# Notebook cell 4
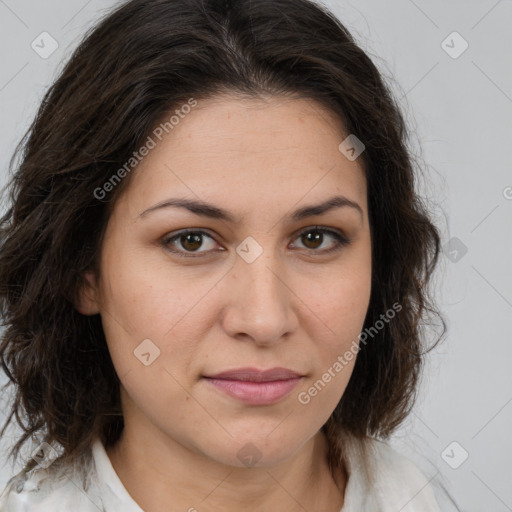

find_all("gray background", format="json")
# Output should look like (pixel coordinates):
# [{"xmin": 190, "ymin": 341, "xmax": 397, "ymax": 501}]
[{"xmin": 0, "ymin": 1, "xmax": 511, "ymax": 510}]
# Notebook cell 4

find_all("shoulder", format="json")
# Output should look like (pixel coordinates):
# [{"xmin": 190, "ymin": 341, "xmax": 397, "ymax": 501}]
[
  {"xmin": 365, "ymin": 437, "xmax": 441, "ymax": 511},
  {"xmin": 0, "ymin": 452, "xmax": 102, "ymax": 512},
  {"xmin": 340, "ymin": 434, "xmax": 441, "ymax": 512}
]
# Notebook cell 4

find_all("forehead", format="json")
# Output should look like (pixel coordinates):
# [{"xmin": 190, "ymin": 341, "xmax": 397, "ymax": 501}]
[
  {"xmin": 158, "ymin": 93, "xmax": 352, "ymax": 159},
  {"xmin": 118, "ymin": 94, "xmax": 368, "ymax": 219}
]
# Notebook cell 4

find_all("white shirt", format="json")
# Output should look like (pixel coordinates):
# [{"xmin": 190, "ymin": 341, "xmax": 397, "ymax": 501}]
[{"xmin": 0, "ymin": 435, "xmax": 441, "ymax": 511}]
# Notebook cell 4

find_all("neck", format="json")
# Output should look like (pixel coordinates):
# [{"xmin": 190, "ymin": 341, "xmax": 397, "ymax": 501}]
[{"xmin": 106, "ymin": 425, "xmax": 346, "ymax": 512}]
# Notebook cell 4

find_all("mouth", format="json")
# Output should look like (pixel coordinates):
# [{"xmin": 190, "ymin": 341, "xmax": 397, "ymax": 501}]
[{"xmin": 202, "ymin": 367, "xmax": 304, "ymax": 405}]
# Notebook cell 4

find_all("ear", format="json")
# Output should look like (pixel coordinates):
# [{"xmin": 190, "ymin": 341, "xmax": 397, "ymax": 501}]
[{"xmin": 75, "ymin": 270, "xmax": 100, "ymax": 315}]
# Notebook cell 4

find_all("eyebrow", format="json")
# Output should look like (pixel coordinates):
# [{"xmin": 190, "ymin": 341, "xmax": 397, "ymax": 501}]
[{"xmin": 139, "ymin": 194, "xmax": 363, "ymax": 223}]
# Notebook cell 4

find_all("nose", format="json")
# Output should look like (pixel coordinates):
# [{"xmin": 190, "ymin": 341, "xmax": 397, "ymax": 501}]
[{"xmin": 220, "ymin": 249, "xmax": 299, "ymax": 346}]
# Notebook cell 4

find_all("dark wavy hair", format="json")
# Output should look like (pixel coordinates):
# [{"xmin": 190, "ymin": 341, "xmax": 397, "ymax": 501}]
[{"xmin": 0, "ymin": 0, "xmax": 446, "ymax": 480}]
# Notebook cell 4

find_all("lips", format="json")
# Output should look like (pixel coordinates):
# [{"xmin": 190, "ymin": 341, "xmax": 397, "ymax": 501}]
[
  {"xmin": 203, "ymin": 367, "xmax": 304, "ymax": 405},
  {"xmin": 205, "ymin": 367, "xmax": 303, "ymax": 382}
]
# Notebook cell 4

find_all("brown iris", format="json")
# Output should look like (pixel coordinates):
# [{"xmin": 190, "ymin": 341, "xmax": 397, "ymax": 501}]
[
  {"xmin": 301, "ymin": 230, "xmax": 323, "ymax": 249},
  {"xmin": 180, "ymin": 233, "xmax": 203, "ymax": 251}
]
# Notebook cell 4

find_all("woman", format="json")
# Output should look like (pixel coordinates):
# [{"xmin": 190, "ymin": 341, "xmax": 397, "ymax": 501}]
[{"xmin": 0, "ymin": 0, "xmax": 455, "ymax": 510}]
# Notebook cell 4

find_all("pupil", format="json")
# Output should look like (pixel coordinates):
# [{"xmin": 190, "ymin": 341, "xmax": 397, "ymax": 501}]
[
  {"xmin": 303, "ymin": 231, "xmax": 322, "ymax": 249},
  {"xmin": 179, "ymin": 231, "xmax": 324, "ymax": 252},
  {"xmin": 182, "ymin": 233, "xmax": 202, "ymax": 251}
]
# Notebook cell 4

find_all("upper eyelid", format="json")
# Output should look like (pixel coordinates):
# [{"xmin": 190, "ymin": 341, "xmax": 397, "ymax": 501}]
[{"xmin": 163, "ymin": 226, "xmax": 346, "ymax": 251}]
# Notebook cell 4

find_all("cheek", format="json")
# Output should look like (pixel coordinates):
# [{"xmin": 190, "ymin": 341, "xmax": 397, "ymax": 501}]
[
  {"xmin": 304, "ymin": 266, "xmax": 372, "ymax": 342},
  {"xmin": 295, "ymin": 264, "xmax": 371, "ymax": 403},
  {"xmin": 98, "ymin": 238, "xmax": 220, "ymax": 341},
  {"xmin": 96, "ymin": 248, "xmax": 208, "ymax": 390}
]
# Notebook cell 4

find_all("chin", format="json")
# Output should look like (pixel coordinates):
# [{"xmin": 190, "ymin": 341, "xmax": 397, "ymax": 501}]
[{"xmin": 201, "ymin": 431, "xmax": 308, "ymax": 469}]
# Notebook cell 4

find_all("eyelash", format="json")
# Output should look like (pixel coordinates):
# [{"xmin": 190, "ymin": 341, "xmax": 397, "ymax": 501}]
[{"xmin": 160, "ymin": 226, "xmax": 351, "ymax": 258}]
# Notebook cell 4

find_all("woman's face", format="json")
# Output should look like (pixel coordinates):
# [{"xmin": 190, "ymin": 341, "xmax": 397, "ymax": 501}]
[{"xmin": 81, "ymin": 94, "xmax": 372, "ymax": 468}]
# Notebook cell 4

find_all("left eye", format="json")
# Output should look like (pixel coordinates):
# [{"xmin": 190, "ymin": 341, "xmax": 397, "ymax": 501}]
[
  {"xmin": 291, "ymin": 227, "xmax": 350, "ymax": 253},
  {"xmin": 161, "ymin": 227, "xmax": 350, "ymax": 257},
  {"xmin": 163, "ymin": 230, "xmax": 219, "ymax": 255}
]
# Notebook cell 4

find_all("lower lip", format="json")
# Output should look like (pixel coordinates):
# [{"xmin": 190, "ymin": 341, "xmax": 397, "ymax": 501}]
[{"xmin": 204, "ymin": 377, "xmax": 302, "ymax": 405}]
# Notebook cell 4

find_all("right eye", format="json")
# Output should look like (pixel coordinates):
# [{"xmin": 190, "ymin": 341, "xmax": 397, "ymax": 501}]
[{"xmin": 161, "ymin": 229, "xmax": 222, "ymax": 257}]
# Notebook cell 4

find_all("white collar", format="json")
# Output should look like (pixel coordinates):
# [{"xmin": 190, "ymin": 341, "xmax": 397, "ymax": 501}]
[
  {"xmin": 91, "ymin": 437, "xmax": 144, "ymax": 511},
  {"xmin": 89, "ymin": 435, "xmax": 439, "ymax": 512}
]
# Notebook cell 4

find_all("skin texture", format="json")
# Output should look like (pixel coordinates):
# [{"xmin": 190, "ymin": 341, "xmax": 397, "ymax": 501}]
[{"xmin": 78, "ymin": 94, "xmax": 372, "ymax": 512}]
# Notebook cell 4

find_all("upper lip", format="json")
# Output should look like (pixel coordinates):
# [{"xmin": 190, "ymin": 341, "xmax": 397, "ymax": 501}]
[{"xmin": 204, "ymin": 367, "xmax": 303, "ymax": 382}]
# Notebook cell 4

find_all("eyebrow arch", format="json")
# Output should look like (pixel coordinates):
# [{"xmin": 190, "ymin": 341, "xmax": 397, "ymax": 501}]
[{"xmin": 139, "ymin": 194, "xmax": 363, "ymax": 223}]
